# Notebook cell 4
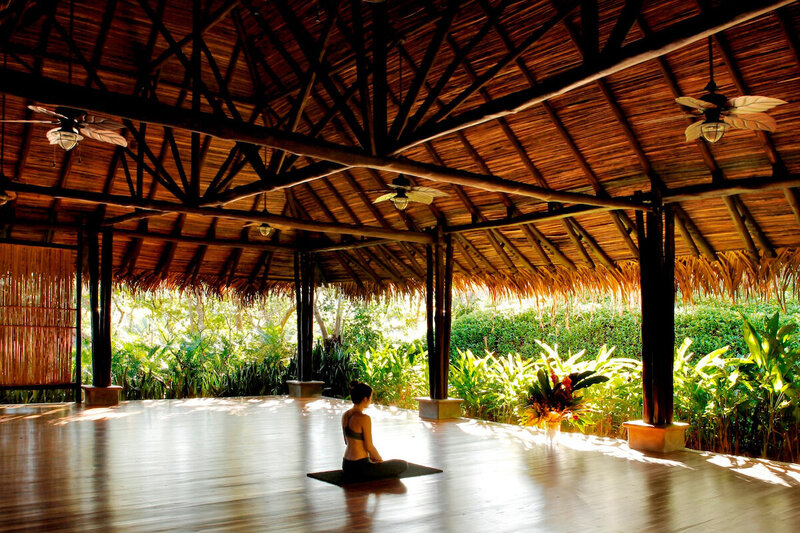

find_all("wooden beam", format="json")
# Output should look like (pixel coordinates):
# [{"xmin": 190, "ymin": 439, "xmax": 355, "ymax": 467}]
[
  {"xmin": 113, "ymin": 228, "xmax": 293, "ymax": 253},
  {"xmin": 400, "ymin": 0, "xmax": 796, "ymax": 151},
  {"xmin": 149, "ymin": 0, "xmax": 240, "ymax": 71},
  {"xmin": 422, "ymin": 0, "xmax": 579, "ymax": 128},
  {"xmin": 673, "ymin": 205, "xmax": 716, "ymax": 260},
  {"xmin": 674, "ymin": 209, "xmax": 700, "ymax": 257},
  {"xmin": 568, "ymin": 218, "xmax": 615, "ymax": 269},
  {"xmin": 401, "ymin": 0, "xmax": 509, "ymax": 138},
  {"xmin": 563, "ymin": 218, "xmax": 594, "ymax": 267},
  {"xmin": 310, "ymin": 238, "xmax": 394, "ymax": 253},
  {"xmin": 723, "ymin": 196, "xmax": 759, "ymax": 260},
  {"xmin": 602, "ymin": 0, "xmax": 645, "ymax": 54},
  {"xmin": 0, "ymin": 67, "xmax": 644, "ymax": 212},
  {"xmin": 268, "ymin": 3, "xmax": 338, "ymax": 172},
  {"xmin": 447, "ymin": 203, "xmax": 616, "ymax": 233},
  {"xmin": 388, "ymin": 0, "xmax": 458, "ymax": 143},
  {"xmin": 732, "ymin": 196, "xmax": 775, "ymax": 258},
  {"xmin": 663, "ymin": 173, "xmax": 800, "ymax": 203},
  {"xmin": 525, "ymin": 223, "xmax": 576, "ymax": 270},
  {"xmin": 580, "ymin": 0, "xmax": 599, "ymax": 63},
  {"xmin": 4, "ymin": 181, "xmax": 434, "ymax": 244},
  {"xmin": 371, "ymin": 0, "xmax": 388, "ymax": 153},
  {"xmin": 261, "ymin": 0, "xmax": 369, "ymax": 148}
]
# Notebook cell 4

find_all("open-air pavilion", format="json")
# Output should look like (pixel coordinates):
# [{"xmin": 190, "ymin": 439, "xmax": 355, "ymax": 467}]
[{"xmin": 1, "ymin": 0, "xmax": 800, "ymax": 529}]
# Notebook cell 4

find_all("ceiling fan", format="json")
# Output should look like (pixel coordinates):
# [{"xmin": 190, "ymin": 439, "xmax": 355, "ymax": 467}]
[
  {"xmin": 373, "ymin": 175, "xmax": 448, "ymax": 210},
  {"xmin": 243, "ymin": 193, "xmax": 275, "ymax": 238},
  {"xmin": 0, "ymin": 105, "xmax": 127, "ymax": 151},
  {"xmin": 675, "ymin": 37, "xmax": 786, "ymax": 143}
]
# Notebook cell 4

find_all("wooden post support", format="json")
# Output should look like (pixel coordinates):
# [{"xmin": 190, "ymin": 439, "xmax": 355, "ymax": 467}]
[
  {"xmin": 83, "ymin": 226, "xmax": 121, "ymax": 407},
  {"xmin": 87, "ymin": 228, "xmax": 101, "ymax": 384},
  {"xmin": 418, "ymin": 227, "xmax": 462, "ymax": 419},
  {"xmin": 288, "ymin": 250, "xmax": 323, "ymax": 398},
  {"xmin": 74, "ymin": 229, "xmax": 83, "ymax": 403},
  {"xmin": 625, "ymin": 205, "xmax": 685, "ymax": 452}
]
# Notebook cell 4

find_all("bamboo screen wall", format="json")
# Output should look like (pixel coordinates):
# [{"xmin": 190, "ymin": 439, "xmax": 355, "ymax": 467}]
[{"xmin": 0, "ymin": 244, "xmax": 76, "ymax": 386}]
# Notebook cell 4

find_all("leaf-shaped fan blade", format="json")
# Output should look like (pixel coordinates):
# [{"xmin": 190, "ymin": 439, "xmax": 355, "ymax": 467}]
[
  {"xmin": 411, "ymin": 186, "xmax": 449, "ymax": 197},
  {"xmin": 79, "ymin": 127, "xmax": 128, "ymax": 147},
  {"xmin": 80, "ymin": 115, "xmax": 125, "ymax": 130},
  {"xmin": 373, "ymin": 192, "xmax": 396, "ymax": 204},
  {"xmin": 46, "ymin": 128, "xmax": 84, "ymax": 145},
  {"xmin": 727, "ymin": 95, "xmax": 786, "ymax": 115},
  {"xmin": 684, "ymin": 120, "xmax": 704, "ymax": 142},
  {"xmin": 0, "ymin": 119, "xmax": 57, "ymax": 124},
  {"xmin": 27, "ymin": 105, "xmax": 69, "ymax": 120},
  {"xmin": 723, "ymin": 113, "xmax": 777, "ymax": 132},
  {"xmin": 675, "ymin": 96, "xmax": 716, "ymax": 110},
  {"xmin": 406, "ymin": 191, "xmax": 434, "ymax": 205}
]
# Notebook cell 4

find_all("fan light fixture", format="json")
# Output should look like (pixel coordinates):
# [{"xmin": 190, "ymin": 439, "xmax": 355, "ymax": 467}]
[
  {"xmin": 0, "ymin": 187, "xmax": 9, "ymax": 206},
  {"xmin": 258, "ymin": 223, "xmax": 274, "ymax": 238},
  {"xmin": 48, "ymin": 125, "xmax": 82, "ymax": 151},
  {"xmin": 390, "ymin": 190, "xmax": 409, "ymax": 210},
  {"xmin": 700, "ymin": 121, "xmax": 728, "ymax": 143}
]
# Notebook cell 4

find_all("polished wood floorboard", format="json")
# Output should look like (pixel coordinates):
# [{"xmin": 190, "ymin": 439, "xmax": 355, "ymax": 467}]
[{"xmin": 1, "ymin": 398, "xmax": 799, "ymax": 532}]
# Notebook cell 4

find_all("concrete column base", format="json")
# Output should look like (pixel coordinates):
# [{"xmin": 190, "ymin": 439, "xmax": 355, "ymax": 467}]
[
  {"xmin": 287, "ymin": 380, "xmax": 325, "ymax": 398},
  {"xmin": 416, "ymin": 397, "xmax": 463, "ymax": 420},
  {"xmin": 624, "ymin": 420, "xmax": 688, "ymax": 453},
  {"xmin": 82, "ymin": 385, "xmax": 122, "ymax": 408}
]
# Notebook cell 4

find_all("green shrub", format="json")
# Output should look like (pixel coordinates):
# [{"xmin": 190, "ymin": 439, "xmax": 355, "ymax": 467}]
[{"xmin": 353, "ymin": 341, "xmax": 427, "ymax": 409}]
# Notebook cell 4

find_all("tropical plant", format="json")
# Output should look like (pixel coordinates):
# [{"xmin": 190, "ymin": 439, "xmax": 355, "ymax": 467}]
[
  {"xmin": 449, "ymin": 349, "xmax": 499, "ymax": 420},
  {"xmin": 529, "ymin": 341, "xmax": 639, "ymax": 433},
  {"xmin": 353, "ymin": 341, "xmax": 427, "ymax": 408},
  {"xmin": 738, "ymin": 311, "xmax": 800, "ymax": 457},
  {"xmin": 313, "ymin": 341, "xmax": 358, "ymax": 398},
  {"xmin": 522, "ymin": 367, "xmax": 609, "ymax": 427},
  {"xmin": 673, "ymin": 339, "xmax": 747, "ymax": 454},
  {"xmin": 220, "ymin": 355, "xmax": 288, "ymax": 397}
]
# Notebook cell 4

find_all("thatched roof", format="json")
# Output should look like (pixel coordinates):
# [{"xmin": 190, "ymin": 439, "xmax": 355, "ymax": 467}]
[{"xmin": 0, "ymin": 0, "xmax": 799, "ymax": 299}]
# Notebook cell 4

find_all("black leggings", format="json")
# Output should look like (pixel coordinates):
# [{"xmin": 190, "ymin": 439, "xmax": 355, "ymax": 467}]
[{"xmin": 342, "ymin": 458, "xmax": 408, "ymax": 481}]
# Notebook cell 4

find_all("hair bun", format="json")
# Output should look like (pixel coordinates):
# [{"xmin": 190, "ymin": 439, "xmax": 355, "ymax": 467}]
[{"xmin": 349, "ymin": 380, "xmax": 359, "ymax": 389}]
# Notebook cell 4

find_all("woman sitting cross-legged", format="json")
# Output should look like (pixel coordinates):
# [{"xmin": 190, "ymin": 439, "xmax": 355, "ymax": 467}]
[{"xmin": 342, "ymin": 381, "xmax": 408, "ymax": 481}]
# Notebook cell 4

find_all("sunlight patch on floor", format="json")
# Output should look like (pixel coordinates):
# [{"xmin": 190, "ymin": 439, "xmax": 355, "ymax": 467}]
[
  {"xmin": 454, "ymin": 418, "xmax": 692, "ymax": 468},
  {"xmin": 700, "ymin": 452, "xmax": 800, "ymax": 487},
  {"xmin": 49, "ymin": 407, "xmax": 140, "ymax": 425}
]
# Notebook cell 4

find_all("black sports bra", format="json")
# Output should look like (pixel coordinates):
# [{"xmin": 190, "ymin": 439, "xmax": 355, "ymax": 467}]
[{"xmin": 342, "ymin": 413, "xmax": 364, "ymax": 441}]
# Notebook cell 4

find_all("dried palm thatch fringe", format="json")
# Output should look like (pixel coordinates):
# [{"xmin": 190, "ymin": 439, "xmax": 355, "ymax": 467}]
[
  {"xmin": 0, "ymin": 244, "xmax": 76, "ymax": 386},
  {"xmin": 114, "ymin": 248, "xmax": 800, "ymax": 307}
]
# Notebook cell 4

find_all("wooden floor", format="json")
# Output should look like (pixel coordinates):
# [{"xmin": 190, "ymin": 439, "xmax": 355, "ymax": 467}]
[{"xmin": 1, "ymin": 398, "xmax": 799, "ymax": 532}]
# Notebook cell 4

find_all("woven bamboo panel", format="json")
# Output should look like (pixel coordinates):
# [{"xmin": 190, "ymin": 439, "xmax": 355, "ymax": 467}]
[{"xmin": 0, "ymin": 244, "xmax": 76, "ymax": 386}]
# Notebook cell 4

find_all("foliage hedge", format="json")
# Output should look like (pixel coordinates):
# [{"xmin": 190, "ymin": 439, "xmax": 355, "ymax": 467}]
[{"xmin": 450, "ymin": 298, "xmax": 800, "ymax": 362}]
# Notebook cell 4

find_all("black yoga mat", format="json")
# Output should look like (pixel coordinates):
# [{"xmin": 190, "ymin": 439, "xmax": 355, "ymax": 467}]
[{"xmin": 307, "ymin": 463, "xmax": 443, "ymax": 487}]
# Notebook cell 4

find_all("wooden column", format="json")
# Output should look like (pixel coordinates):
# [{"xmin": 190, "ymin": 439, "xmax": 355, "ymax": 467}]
[
  {"xmin": 419, "ymin": 227, "xmax": 460, "ymax": 418},
  {"xmin": 97, "ymin": 228, "xmax": 113, "ymax": 388},
  {"xmin": 74, "ymin": 229, "xmax": 83, "ymax": 403},
  {"xmin": 636, "ymin": 206, "xmax": 674, "ymax": 425},
  {"xmin": 83, "ymin": 227, "xmax": 120, "ymax": 406},
  {"xmin": 625, "ymin": 206, "xmax": 686, "ymax": 451},
  {"xmin": 288, "ymin": 250, "xmax": 322, "ymax": 397},
  {"xmin": 86, "ymin": 228, "xmax": 102, "ymax": 385}
]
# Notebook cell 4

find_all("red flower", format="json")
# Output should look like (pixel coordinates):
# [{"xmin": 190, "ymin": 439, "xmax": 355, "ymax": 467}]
[
  {"xmin": 573, "ymin": 414, "xmax": 579, "ymax": 421},
  {"xmin": 550, "ymin": 371, "xmax": 558, "ymax": 385},
  {"xmin": 562, "ymin": 376, "xmax": 572, "ymax": 392}
]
